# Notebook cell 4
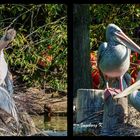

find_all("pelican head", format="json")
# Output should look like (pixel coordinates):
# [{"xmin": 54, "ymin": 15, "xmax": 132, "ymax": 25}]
[
  {"xmin": 3, "ymin": 29, "xmax": 16, "ymax": 42},
  {"xmin": 106, "ymin": 23, "xmax": 140, "ymax": 54}
]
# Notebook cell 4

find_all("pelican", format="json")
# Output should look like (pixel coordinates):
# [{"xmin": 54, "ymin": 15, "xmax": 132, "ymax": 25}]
[
  {"xmin": 98, "ymin": 24, "xmax": 140, "ymax": 100},
  {"xmin": 0, "ymin": 29, "xmax": 16, "ymax": 86},
  {"xmin": 0, "ymin": 29, "xmax": 18, "ymax": 124}
]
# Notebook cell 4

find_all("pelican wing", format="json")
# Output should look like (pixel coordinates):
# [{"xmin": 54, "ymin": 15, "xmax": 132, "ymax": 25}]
[
  {"xmin": 0, "ymin": 86, "xmax": 18, "ymax": 123},
  {"xmin": 97, "ymin": 42, "xmax": 108, "ymax": 88},
  {"xmin": 3, "ymin": 70, "xmax": 14, "ymax": 95},
  {"xmin": 97, "ymin": 42, "xmax": 108, "ymax": 63}
]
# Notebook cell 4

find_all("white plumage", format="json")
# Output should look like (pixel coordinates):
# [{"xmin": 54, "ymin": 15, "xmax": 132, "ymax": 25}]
[
  {"xmin": 0, "ymin": 86, "xmax": 18, "ymax": 123},
  {"xmin": 0, "ymin": 29, "xmax": 18, "ymax": 124},
  {"xmin": 0, "ymin": 50, "xmax": 8, "ymax": 85}
]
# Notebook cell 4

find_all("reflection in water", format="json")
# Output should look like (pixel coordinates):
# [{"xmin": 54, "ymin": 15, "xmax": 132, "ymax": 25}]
[{"xmin": 32, "ymin": 115, "xmax": 67, "ymax": 131}]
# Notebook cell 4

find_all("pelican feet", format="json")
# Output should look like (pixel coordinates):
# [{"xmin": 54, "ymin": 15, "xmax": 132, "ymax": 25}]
[{"xmin": 104, "ymin": 88, "xmax": 121, "ymax": 100}]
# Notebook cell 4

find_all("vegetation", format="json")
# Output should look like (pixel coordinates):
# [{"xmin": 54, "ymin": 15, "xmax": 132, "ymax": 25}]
[
  {"xmin": 89, "ymin": 4, "xmax": 140, "ymax": 49},
  {"xmin": 0, "ymin": 4, "xmax": 67, "ymax": 91},
  {"xmin": 89, "ymin": 4, "xmax": 140, "ymax": 88}
]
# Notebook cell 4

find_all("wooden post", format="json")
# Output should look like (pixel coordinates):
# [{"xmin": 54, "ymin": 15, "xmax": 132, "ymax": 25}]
[
  {"xmin": 76, "ymin": 89, "xmax": 104, "ymax": 124},
  {"xmin": 101, "ymin": 74, "xmax": 129, "ymax": 136},
  {"xmin": 101, "ymin": 96, "xmax": 128, "ymax": 136}
]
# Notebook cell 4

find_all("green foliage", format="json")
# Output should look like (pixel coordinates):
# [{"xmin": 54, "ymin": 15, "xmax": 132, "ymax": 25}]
[
  {"xmin": 0, "ymin": 4, "xmax": 67, "ymax": 91},
  {"xmin": 89, "ymin": 4, "xmax": 140, "ymax": 50}
]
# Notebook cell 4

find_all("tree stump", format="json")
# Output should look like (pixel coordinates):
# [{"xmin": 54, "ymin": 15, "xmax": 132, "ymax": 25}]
[
  {"xmin": 101, "ymin": 96, "xmax": 128, "ymax": 136},
  {"xmin": 101, "ymin": 74, "xmax": 130, "ymax": 136},
  {"xmin": 76, "ymin": 89, "xmax": 104, "ymax": 124}
]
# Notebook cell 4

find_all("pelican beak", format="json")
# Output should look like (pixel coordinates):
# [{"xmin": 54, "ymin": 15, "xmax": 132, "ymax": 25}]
[
  {"xmin": 115, "ymin": 31, "xmax": 140, "ymax": 54},
  {"xmin": 114, "ymin": 80, "xmax": 140, "ymax": 99}
]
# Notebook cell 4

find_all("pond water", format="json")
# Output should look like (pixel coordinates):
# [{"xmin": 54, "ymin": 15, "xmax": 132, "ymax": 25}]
[{"xmin": 31, "ymin": 115, "xmax": 67, "ymax": 131}]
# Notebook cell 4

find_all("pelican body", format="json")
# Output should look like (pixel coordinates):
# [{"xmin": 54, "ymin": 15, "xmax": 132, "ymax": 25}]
[
  {"xmin": 98, "ymin": 24, "xmax": 140, "ymax": 99},
  {"xmin": 0, "ymin": 29, "xmax": 16, "ymax": 87},
  {"xmin": 0, "ymin": 51, "xmax": 8, "ymax": 86},
  {"xmin": 0, "ymin": 29, "xmax": 18, "ymax": 124}
]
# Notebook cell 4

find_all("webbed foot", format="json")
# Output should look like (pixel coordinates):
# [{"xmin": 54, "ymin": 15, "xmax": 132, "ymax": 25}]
[{"xmin": 104, "ymin": 88, "xmax": 121, "ymax": 100}]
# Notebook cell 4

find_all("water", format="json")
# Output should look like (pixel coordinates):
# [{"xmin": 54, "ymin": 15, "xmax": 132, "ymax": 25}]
[{"xmin": 32, "ymin": 115, "xmax": 67, "ymax": 131}]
